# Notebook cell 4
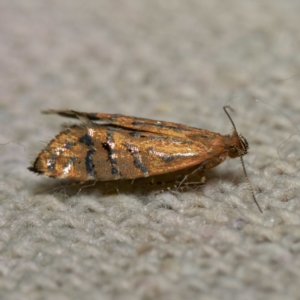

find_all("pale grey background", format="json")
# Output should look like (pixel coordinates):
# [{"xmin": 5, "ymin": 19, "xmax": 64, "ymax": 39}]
[{"xmin": 1, "ymin": 1, "xmax": 300, "ymax": 299}]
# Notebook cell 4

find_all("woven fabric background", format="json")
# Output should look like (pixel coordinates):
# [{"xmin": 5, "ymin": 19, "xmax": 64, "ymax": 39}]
[{"xmin": 1, "ymin": 1, "xmax": 300, "ymax": 299}]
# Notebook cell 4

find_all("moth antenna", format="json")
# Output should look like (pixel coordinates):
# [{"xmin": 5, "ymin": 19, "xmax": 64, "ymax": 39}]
[
  {"xmin": 223, "ymin": 106, "xmax": 263, "ymax": 214},
  {"xmin": 240, "ymin": 156, "xmax": 263, "ymax": 213},
  {"xmin": 223, "ymin": 106, "xmax": 237, "ymax": 132}
]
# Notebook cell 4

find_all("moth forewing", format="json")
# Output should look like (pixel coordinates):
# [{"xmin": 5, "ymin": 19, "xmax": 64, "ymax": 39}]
[
  {"xmin": 42, "ymin": 109, "xmax": 202, "ymax": 138},
  {"xmin": 29, "ymin": 106, "xmax": 262, "ymax": 213}
]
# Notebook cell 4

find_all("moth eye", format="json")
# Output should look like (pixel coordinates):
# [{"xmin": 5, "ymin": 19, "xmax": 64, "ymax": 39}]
[{"xmin": 228, "ymin": 146, "xmax": 239, "ymax": 158}]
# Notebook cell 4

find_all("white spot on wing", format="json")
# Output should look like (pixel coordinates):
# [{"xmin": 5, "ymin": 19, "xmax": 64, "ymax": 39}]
[
  {"xmin": 149, "ymin": 148, "xmax": 196, "ymax": 158},
  {"xmin": 88, "ymin": 128, "xmax": 95, "ymax": 137},
  {"xmin": 62, "ymin": 158, "xmax": 75, "ymax": 177}
]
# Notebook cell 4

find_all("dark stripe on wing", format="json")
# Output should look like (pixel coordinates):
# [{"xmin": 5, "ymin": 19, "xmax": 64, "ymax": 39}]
[
  {"xmin": 124, "ymin": 142, "xmax": 149, "ymax": 176},
  {"xmin": 85, "ymin": 149, "xmax": 95, "ymax": 178},
  {"xmin": 79, "ymin": 133, "xmax": 94, "ymax": 147}
]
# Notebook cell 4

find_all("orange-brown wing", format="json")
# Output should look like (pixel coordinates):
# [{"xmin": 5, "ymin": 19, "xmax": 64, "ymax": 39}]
[
  {"xmin": 42, "ymin": 109, "xmax": 213, "ymax": 138},
  {"xmin": 29, "ymin": 123, "xmax": 226, "ymax": 181}
]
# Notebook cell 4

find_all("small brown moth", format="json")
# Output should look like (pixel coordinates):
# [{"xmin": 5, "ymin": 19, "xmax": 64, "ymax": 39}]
[{"xmin": 29, "ymin": 107, "xmax": 262, "ymax": 213}]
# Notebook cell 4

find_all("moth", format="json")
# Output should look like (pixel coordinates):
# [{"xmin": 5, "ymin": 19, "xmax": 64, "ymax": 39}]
[{"xmin": 29, "ymin": 106, "xmax": 262, "ymax": 212}]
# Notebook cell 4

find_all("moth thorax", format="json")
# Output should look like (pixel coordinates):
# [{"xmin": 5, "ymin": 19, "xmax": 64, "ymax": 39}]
[{"xmin": 227, "ymin": 132, "xmax": 249, "ymax": 158}]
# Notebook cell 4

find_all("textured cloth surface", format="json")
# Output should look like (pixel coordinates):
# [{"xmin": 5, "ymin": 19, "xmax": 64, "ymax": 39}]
[{"xmin": 1, "ymin": 1, "xmax": 300, "ymax": 299}]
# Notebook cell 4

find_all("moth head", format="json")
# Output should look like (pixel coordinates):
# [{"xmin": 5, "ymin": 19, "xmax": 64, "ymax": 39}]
[
  {"xmin": 223, "ymin": 106, "xmax": 249, "ymax": 158},
  {"xmin": 228, "ymin": 133, "xmax": 249, "ymax": 158}
]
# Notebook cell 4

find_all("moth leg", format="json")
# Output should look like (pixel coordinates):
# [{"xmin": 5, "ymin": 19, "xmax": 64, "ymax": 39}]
[
  {"xmin": 174, "ymin": 176, "xmax": 207, "ymax": 192},
  {"xmin": 153, "ymin": 183, "xmax": 179, "ymax": 195},
  {"xmin": 104, "ymin": 182, "xmax": 120, "ymax": 195},
  {"xmin": 75, "ymin": 180, "xmax": 98, "ymax": 197},
  {"xmin": 153, "ymin": 177, "xmax": 206, "ymax": 195},
  {"xmin": 151, "ymin": 173, "xmax": 206, "ymax": 195},
  {"xmin": 177, "ymin": 164, "xmax": 206, "ymax": 189},
  {"xmin": 180, "ymin": 177, "xmax": 207, "ymax": 186}
]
